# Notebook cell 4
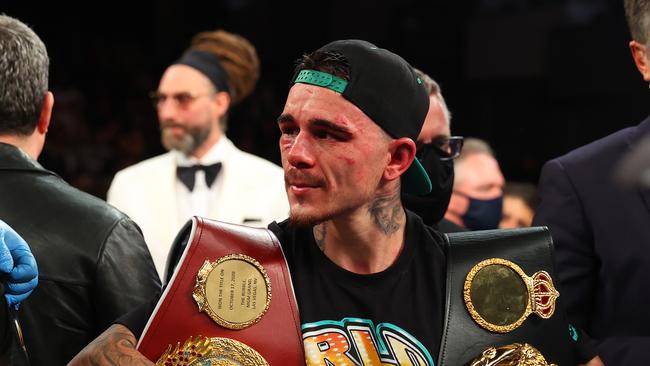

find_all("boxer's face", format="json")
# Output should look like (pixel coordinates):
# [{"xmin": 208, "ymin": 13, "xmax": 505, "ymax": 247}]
[{"xmin": 278, "ymin": 84, "xmax": 391, "ymax": 226}]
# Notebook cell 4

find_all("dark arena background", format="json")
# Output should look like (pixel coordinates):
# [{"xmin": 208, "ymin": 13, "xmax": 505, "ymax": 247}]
[{"xmin": 2, "ymin": 0, "xmax": 647, "ymax": 198}]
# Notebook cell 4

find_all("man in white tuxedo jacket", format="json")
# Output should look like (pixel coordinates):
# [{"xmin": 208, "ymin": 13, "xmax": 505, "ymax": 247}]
[{"xmin": 107, "ymin": 30, "xmax": 288, "ymax": 281}]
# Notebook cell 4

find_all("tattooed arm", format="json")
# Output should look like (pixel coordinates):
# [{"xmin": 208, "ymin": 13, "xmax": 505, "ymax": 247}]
[{"xmin": 67, "ymin": 324, "xmax": 154, "ymax": 366}]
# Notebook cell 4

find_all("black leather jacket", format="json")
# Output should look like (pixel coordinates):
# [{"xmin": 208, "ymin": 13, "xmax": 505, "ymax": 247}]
[
  {"xmin": 0, "ymin": 286, "xmax": 30, "ymax": 365},
  {"xmin": 0, "ymin": 143, "xmax": 161, "ymax": 365}
]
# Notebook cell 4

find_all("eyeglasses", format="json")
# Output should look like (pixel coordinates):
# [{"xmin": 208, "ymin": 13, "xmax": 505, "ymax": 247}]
[
  {"xmin": 435, "ymin": 136, "xmax": 464, "ymax": 160},
  {"xmin": 148, "ymin": 91, "xmax": 211, "ymax": 109},
  {"xmin": 417, "ymin": 136, "xmax": 464, "ymax": 161}
]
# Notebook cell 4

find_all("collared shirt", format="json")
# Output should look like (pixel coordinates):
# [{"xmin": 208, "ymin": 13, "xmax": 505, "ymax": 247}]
[{"xmin": 173, "ymin": 138, "xmax": 226, "ymax": 228}]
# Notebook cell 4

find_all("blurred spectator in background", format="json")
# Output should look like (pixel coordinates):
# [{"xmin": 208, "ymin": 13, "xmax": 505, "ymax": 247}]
[
  {"xmin": 0, "ymin": 14, "xmax": 160, "ymax": 364},
  {"xmin": 444, "ymin": 138, "xmax": 505, "ymax": 230},
  {"xmin": 401, "ymin": 69, "xmax": 465, "ymax": 233},
  {"xmin": 414, "ymin": 69, "xmax": 452, "ymax": 145},
  {"xmin": 107, "ymin": 30, "xmax": 288, "ymax": 280},
  {"xmin": 499, "ymin": 181, "xmax": 538, "ymax": 228},
  {"xmin": 532, "ymin": 0, "xmax": 650, "ymax": 364}
]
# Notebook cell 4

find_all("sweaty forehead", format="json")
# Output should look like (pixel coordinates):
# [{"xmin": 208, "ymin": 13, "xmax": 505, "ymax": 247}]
[{"xmin": 283, "ymin": 84, "xmax": 381, "ymax": 131}]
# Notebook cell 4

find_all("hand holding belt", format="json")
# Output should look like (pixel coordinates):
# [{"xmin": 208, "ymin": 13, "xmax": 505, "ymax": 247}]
[{"xmin": 176, "ymin": 163, "xmax": 222, "ymax": 191}]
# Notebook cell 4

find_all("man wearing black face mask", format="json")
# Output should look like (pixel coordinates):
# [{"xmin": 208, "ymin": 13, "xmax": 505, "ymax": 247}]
[
  {"xmin": 402, "ymin": 70, "xmax": 465, "ymax": 232},
  {"xmin": 444, "ymin": 138, "xmax": 505, "ymax": 230}
]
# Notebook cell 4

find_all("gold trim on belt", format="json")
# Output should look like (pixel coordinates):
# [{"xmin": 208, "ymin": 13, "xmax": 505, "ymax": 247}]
[
  {"xmin": 464, "ymin": 258, "xmax": 560, "ymax": 333},
  {"xmin": 192, "ymin": 254, "xmax": 272, "ymax": 330},
  {"xmin": 156, "ymin": 336, "xmax": 269, "ymax": 366}
]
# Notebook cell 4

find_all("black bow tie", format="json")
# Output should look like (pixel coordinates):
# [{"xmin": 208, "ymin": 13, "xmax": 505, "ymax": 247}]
[{"xmin": 176, "ymin": 162, "xmax": 222, "ymax": 191}]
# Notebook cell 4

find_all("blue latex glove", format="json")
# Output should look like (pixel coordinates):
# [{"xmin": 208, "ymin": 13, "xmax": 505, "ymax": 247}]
[{"xmin": 0, "ymin": 220, "xmax": 38, "ymax": 308}]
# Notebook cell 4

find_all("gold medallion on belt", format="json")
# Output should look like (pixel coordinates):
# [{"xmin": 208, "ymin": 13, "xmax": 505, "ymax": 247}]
[
  {"xmin": 464, "ymin": 258, "xmax": 561, "ymax": 365},
  {"xmin": 192, "ymin": 254, "xmax": 272, "ymax": 330},
  {"xmin": 157, "ymin": 254, "xmax": 273, "ymax": 365},
  {"xmin": 464, "ymin": 258, "xmax": 560, "ymax": 333}
]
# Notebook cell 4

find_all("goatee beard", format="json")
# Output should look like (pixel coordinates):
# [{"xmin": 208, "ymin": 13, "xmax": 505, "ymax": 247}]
[
  {"xmin": 161, "ymin": 129, "xmax": 195, "ymax": 155},
  {"xmin": 288, "ymin": 209, "xmax": 331, "ymax": 228},
  {"xmin": 160, "ymin": 121, "xmax": 211, "ymax": 155},
  {"xmin": 288, "ymin": 213, "xmax": 322, "ymax": 228}
]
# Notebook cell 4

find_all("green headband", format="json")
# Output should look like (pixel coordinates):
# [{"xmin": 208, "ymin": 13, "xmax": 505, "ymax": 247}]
[{"xmin": 294, "ymin": 70, "xmax": 348, "ymax": 93}]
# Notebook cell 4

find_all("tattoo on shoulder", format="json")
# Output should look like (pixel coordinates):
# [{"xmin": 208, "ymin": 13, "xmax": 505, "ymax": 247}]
[
  {"xmin": 314, "ymin": 224, "xmax": 326, "ymax": 251},
  {"xmin": 368, "ymin": 193, "xmax": 403, "ymax": 235}
]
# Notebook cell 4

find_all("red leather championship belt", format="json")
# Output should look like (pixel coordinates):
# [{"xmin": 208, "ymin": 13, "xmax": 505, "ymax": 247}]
[{"xmin": 137, "ymin": 217, "xmax": 305, "ymax": 365}]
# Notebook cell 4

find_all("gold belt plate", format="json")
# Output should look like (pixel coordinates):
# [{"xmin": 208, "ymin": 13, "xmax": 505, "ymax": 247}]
[
  {"xmin": 464, "ymin": 258, "xmax": 560, "ymax": 333},
  {"xmin": 193, "ymin": 254, "xmax": 272, "ymax": 330},
  {"xmin": 156, "ymin": 336, "xmax": 269, "ymax": 366}
]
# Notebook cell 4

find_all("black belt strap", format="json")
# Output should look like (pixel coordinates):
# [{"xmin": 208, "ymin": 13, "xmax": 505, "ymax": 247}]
[{"xmin": 437, "ymin": 227, "xmax": 577, "ymax": 366}]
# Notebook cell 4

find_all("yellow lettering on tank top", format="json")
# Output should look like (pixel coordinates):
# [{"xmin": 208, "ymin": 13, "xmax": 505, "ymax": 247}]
[{"xmin": 304, "ymin": 329, "xmax": 355, "ymax": 366}]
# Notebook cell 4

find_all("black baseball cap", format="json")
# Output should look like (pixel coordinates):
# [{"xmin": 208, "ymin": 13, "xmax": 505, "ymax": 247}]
[{"xmin": 292, "ymin": 39, "xmax": 432, "ymax": 195}]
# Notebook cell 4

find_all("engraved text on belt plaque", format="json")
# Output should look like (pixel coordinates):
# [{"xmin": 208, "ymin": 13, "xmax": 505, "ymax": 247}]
[{"xmin": 193, "ymin": 254, "xmax": 272, "ymax": 330}]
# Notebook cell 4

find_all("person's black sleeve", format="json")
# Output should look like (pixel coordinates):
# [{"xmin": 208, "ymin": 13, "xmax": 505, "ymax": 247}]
[
  {"xmin": 114, "ymin": 291, "xmax": 161, "ymax": 339},
  {"xmin": 573, "ymin": 326, "xmax": 599, "ymax": 363},
  {"xmin": 533, "ymin": 159, "xmax": 597, "ymax": 331},
  {"xmin": 95, "ymin": 218, "xmax": 161, "ymax": 332},
  {"xmin": 0, "ymin": 284, "xmax": 8, "ymax": 357}
]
